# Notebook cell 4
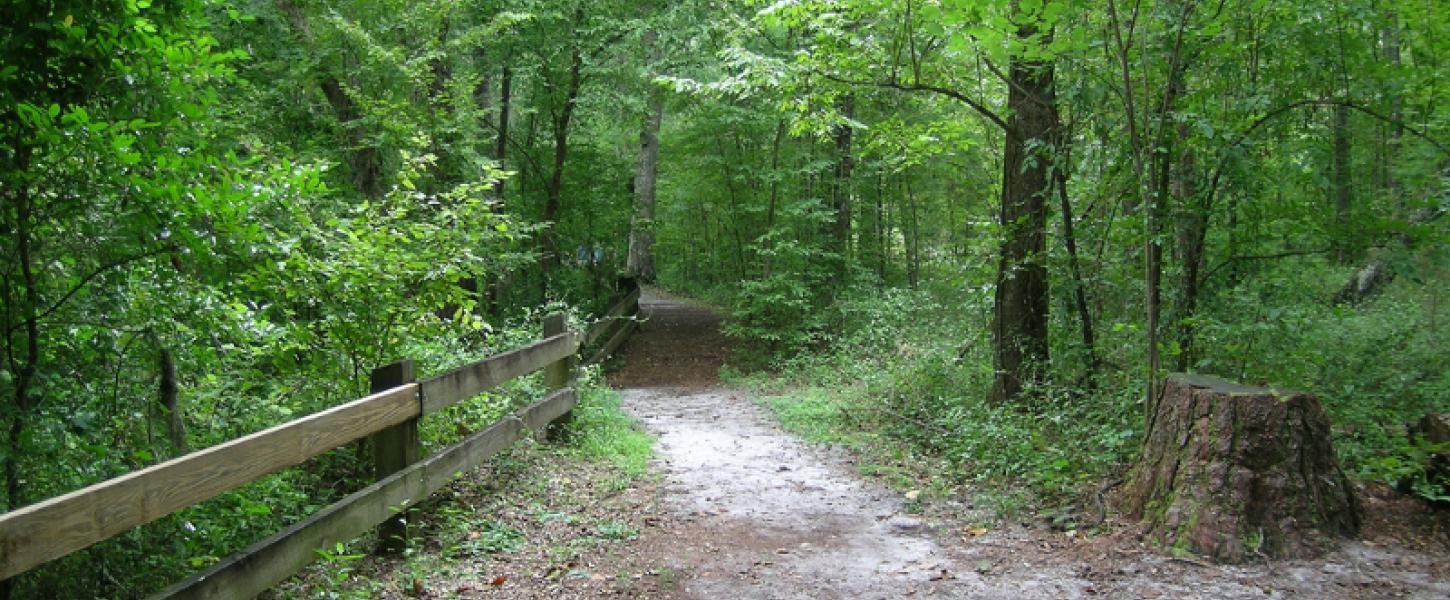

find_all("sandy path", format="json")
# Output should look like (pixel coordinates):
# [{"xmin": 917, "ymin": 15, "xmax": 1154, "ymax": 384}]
[
  {"xmin": 605, "ymin": 289, "xmax": 1450, "ymax": 600},
  {"xmin": 624, "ymin": 386, "xmax": 954, "ymax": 598}
]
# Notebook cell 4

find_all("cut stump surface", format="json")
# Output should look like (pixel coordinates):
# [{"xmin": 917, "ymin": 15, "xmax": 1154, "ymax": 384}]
[{"xmin": 1123, "ymin": 373, "xmax": 1361, "ymax": 563}]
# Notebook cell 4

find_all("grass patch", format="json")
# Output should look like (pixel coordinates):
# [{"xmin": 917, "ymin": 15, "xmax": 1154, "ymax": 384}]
[
  {"xmin": 277, "ymin": 380, "xmax": 658, "ymax": 598},
  {"xmin": 761, "ymin": 387, "xmax": 868, "ymax": 445},
  {"xmin": 564, "ymin": 384, "xmax": 654, "ymax": 478}
]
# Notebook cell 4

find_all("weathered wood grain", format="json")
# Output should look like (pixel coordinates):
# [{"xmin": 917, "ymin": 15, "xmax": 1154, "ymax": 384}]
[
  {"xmin": 0, "ymin": 384, "xmax": 420, "ymax": 581},
  {"xmin": 543, "ymin": 315, "xmax": 576, "ymax": 437},
  {"xmin": 369, "ymin": 360, "xmax": 419, "ymax": 553},
  {"xmin": 543, "ymin": 314, "xmax": 573, "ymax": 390},
  {"xmin": 420, "ymin": 389, "xmax": 575, "ymax": 491},
  {"xmin": 418, "ymin": 332, "xmax": 579, "ymax": 415},
  {"xmin": 153, "ymin": 388, "xmax": 576, "ymax": 600},
  {"xmin": 520, "ymin": 388, "xmax": 578, "ymax": 433}
]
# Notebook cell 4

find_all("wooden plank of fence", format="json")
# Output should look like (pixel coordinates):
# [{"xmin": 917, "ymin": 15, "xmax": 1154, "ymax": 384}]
[
  {"xmin": 369, "ymin": 360, "xmax": 419, "ymax": 553},
  {"xmin": 542, "ymin": 315, "xmax": 573, "ymax": 391},
  {"xmin": 585, "ymin": 318, "xmax": 638, "ymax": 366},
  {"xmin": 418, "ymin": 332, "xmax": 580, "ymax": 415},
  {"xmin": 423, "ymin": 388, "xmax": 576, "ymax": 492},
  {"xmin": 152, "ymin": 388, "xmax": 576, "ymax": 600},
  {"xmin": 542, "ymin": 314, "xmax": 575, "ymax": 436},
  {"xmin": 583, "ymin": 286, "xmax": 641, "ymax": 347},
  {"xmin": 0, "ymin": 384, "xmax": 419, "ymax": 581}
]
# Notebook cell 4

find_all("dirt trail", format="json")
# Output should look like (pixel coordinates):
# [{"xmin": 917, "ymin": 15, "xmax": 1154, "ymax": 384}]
[{"xmin": 606, "ymin": 288, "xmax": 1450, "ymax": 599}]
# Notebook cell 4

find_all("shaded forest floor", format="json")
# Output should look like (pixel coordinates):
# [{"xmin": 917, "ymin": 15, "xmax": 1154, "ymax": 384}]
[{"xmin": 280, "ymin": 288, "xmax": 1450, "ymax": 599}]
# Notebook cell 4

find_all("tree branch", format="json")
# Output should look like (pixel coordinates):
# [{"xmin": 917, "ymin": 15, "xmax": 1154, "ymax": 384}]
[
  {"xmin": 1202, "ymin": 97, "xmax": 1450, "ymax": 222},
  {"xmin": 815, "ymin": 71, "xmax": 1009, "ymax": 132},
  {"xmin": 6, "ymin": 246, "xmax": 175, "ymax": 336},
  {"xmin": 1204, "ymin": 246, "xmax": 1333, "ymax": 281}
]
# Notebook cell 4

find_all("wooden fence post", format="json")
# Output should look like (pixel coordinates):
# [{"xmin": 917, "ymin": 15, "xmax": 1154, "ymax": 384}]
[
  {"xmin": 542, "ymin": 313, "xmax": 575, "ymax": 438},
  {"xmin": 369, "ymin": 359, "xmax": 418, "ymax": 554}
]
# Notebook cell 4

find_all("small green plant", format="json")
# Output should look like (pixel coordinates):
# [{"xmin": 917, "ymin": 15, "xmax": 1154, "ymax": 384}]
[
  {"xmin": 565, "ymin": 386, "xmax": 654, "ymax": 478},
  {"xmin": 309, "ymin": 542, "xmax": 369, "ymax": 599},
  {"xmin": 454, "ymin": 521, "xmax": 525, "ymax": 557},
  {"xmin": 1242, "ymin": 528, "xmax": 1265, "ymax": 554},
  {"xmin": 595, "ymin": 519, "xmax": 639, "ymax": 540}
]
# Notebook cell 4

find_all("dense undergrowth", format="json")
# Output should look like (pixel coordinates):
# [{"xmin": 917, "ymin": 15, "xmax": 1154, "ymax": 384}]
[
  {"xmin": 718, "ymin": 258, "xmax": 1449, "ymax": 518},
  {"xmin": 273, "ymin": 382, "xmax": 654, "ymax": 600},
  {"xmin": 12, "ymin": 307, "xmax": 616, "ymax": 600}
]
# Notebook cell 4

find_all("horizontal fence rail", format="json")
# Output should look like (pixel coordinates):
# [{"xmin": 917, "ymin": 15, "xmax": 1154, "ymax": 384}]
[
  {"xmin": 583, "ymin": 285, "xmax": 641, "ymax": 348},
  {"xmin": 582, "ymin": 282, "xmax": 641, "ymax": 365},
  {"xmin": 0, "ymin": 281, "xmax": 641, "ymax": 598},
  {"xmin": 152, "ymin": 389, "xmax": 577, "ymax": 600},
  {"xmin": 0, "ymin": 384, "xmax": 420, "ymax": 581},
  {"xmin": 420, "ymin": 331, "xmax": 579, "ymax": 415}
]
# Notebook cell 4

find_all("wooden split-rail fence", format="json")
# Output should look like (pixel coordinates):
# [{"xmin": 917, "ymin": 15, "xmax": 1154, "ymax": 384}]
[{"xmin": 0, "ymin": 283, "xmax": 642, "ymax": 599}]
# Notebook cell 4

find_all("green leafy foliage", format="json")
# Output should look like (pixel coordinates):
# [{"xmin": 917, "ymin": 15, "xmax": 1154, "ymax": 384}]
[{"xmin": 3, "ymin": 0, "xmax": 1449, "ymax": 595}]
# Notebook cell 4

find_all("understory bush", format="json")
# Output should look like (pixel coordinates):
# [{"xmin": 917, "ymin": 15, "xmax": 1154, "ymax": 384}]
[
  {"xmin": 1192, "ymin": 260, "xmax": 1450, "ymax": 502},
  {"xmin": 12, "ymin": 306, "xmax": 593, "ymax": 599},
  {"xmin": 755, "ymin": 261, "xmax": 1449, "ymax": 514},
  {"xmin": 752, "ymin": 283, "xmax": 1143, "ymax": 511}
]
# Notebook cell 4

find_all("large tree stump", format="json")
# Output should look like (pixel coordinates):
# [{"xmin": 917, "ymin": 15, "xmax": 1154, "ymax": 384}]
[{"xmin": 1123, "ymin": 374, "xmax": 1360, "ymax": 563}]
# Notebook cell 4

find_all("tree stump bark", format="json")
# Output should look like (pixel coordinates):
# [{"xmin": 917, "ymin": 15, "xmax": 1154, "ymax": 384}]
[{"xmin": 1123, "ymin": 374, "xmax": 1360, "ymax": 563}]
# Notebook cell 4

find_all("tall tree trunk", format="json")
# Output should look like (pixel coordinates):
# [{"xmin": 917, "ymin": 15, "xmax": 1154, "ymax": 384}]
[
  {"xmin": 493, "ymin": 65, "xmax": 512, "ymax": 199},
  {"xmin": 766, "ymin": 119, "xmax": 785, "ymax": 230},
  {"xmin": 627, "ymin": 31, "xmax": 663, "ymax": 283},
  {"xmin": 1108, "ymin": 0, "xmax": 1194, "ymax": 425},
  {"xmin": 831, "ymin": 95, "xmax": 855, "ymax": 269},
  {"xmin": 1172, "ymin": 121, "xmax": 1207, "ymax": 372},
  {"xmin": 716, "ymin": 135, "xmax": 749, "ymax": 281},
  {"xmin": 483, "ymin": 64, "xmax": 513, "ymax": 317},
  {"xmin": 1145, "ymin": 135, "xmax": 1170, "ymax": 411},
  {"xmin": 1384, "ymin": 16, "xmax": 1402, "ymax": 209},
  {"xmin": 425, "ymin": 19, "xmax": 454, "ymax": 183},
  {"xmin": 158, "ymin": 348, "xmax": 185, "ymax": 455},
  {"xmin": 906, "ymin": 177, "xmax": 921, "ymax": 288},
  {"xmin": 4, "ymin": 144, "xmax": 39, "ymax": 514},
  {"xmin": 322, "ymin": 78, "xmax": 383, "ymax": 199},
  {"xmin": 1331, "ymin": 103, "xmax": 1353, "ymax": 263},
  {"xmin": 988, "ymin": 6, "xmax": 1055, "ymax": 405},
  {"xmin": 540, "ymin": 41, "xmax": 584, "ymax": 284},
  {"xmin": 1055, "ymin": 154, "xmax": 1098, "ymax": 380},
  {"xmin": 278, "ymin": 0, "xmax": 382, "ymax": 199},
  {"xmin": 876, "ymin": 172, "xmax": 887, "ymax": 282},
  {"xmin": 763, "ymin": 119, "xmax": 786, "ymax": 277}
]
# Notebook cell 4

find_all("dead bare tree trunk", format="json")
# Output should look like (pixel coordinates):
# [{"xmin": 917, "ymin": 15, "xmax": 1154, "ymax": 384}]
[{"xmin": 1336, "ymin": 206, "xmax": 1446, "ymax": 303}]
